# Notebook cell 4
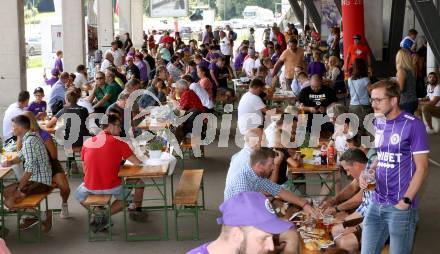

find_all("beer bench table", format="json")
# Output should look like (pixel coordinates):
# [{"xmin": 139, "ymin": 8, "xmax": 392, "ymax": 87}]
[
  {"xmin": 287, "ymin": 163, "xmax": 338, "ymax": 197},
  {"xmin": 118, "ymin": 162, "xmax": 171, "ymax": 241},
  {"xmin": 0, "ymin": 167, "xmax": 12, "ymax": 238}
]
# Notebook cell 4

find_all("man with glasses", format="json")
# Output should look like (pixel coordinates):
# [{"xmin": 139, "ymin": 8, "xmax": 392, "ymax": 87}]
[
  {"xmin": 88, "ymin": 71, "xmax": 119, "ymax": 113},
  {"xmin": 360, "ymin": 80, "xmax": 429, "ymax": 254}
]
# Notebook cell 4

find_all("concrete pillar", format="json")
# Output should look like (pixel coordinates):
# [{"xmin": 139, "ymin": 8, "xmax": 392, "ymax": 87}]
[
  {"xmin": 118, "ymin": 0, "xmax": 132, "ymax": 36},
  {"xmin": 0, "ymin": 0, "xmax": 26, "ymax": 107},
  {"xmin": 364, "ymin": 0, "xmax": 383, "ymax": 60},
  {"xmin": 97, "ymin": 0, "xmax": 114, "ymax": 52},
  {"xmin": 62, "ymin": 0, "xmax": 86, "ymax": 72},
  {"xmin": 427, "ymin": 0, "xmax": 439, "ymax": 74},
  {"xmin": 131, "ymin": 0, "xmax": 144, "ymax": 48}
]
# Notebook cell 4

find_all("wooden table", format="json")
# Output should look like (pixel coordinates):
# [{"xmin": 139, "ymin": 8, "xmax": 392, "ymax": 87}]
[
  {"xmin": 0, "ymin": 166, "xmax": 12, "ymax": 238},
  {"xmin": 118, "ymin": 162, "xmax": 171, "ymax": 241},
  {"xmin": 287, "ymin": 162, "xmax": 339, "ymax": 197},
  {"xmin": 269, "ymin": 92, "xmax": 296, "ymax": 107}
]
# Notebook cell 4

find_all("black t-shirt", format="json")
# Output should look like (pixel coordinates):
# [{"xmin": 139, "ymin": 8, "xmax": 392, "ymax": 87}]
[
  {"xmin": 298, "ymin": 85, "xmax": 337, "ymax": 108},
  {"xmin": 56, "ymin": 104, "xmax": 90, "ymax": 147},
  {"xmin": 144, "ymin": 54, "xmax": 156, "ymax": 71},
  {"xmin": 127, "ymin": 64, "xmax": 140, "ymax": 80}
]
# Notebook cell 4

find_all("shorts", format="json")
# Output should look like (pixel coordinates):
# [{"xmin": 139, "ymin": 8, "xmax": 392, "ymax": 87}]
[
  {"xmin": 21, "ymin": 181, "xmax": 52, "ymax": 195},
  {"xmin": 74, "ymin": 183, "xmax": 129, "ymax": 202},
  {"xmin": 50, "ymin": 158, "xmax": 65, "ymax": 177}
]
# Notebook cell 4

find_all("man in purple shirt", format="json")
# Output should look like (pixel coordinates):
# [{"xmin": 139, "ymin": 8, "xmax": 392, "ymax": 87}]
[
  {"xmin": 234, "ymin": 46, "xmax": 248, "ymax": 71},
  {"xmin": 194, "ymin": 54, "xmax": 210, "ymax": 70},
  {"xmin": 54, "ymin": 50, "xmax": 63, "ymax": 72},
  {"xmin": 186, "ymin": 192, "xmax": 293, "ymax": 254},
  {"xmin": 360, "ymin": 80, "xmax": 429, "ymax": 254}
]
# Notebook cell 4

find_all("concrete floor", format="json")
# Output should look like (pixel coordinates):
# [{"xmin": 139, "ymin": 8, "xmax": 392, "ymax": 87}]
[{"xmin": 2, "ymin": 123, "xmax": 440, "ymax": 253}]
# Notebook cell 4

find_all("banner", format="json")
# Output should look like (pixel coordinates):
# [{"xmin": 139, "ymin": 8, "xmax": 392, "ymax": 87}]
[{"xmin": 150, "ymin": 0, "xmax": 188, "ymax": 18}]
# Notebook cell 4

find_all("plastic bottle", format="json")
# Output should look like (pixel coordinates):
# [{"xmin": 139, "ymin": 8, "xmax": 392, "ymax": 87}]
[
  {"xmin": 320, "ymin": 144, "xmax": 327, "ymax": 165},
  {"xmin": 328, "ymin": 139, "xmax": 336, "ymax": 165}
]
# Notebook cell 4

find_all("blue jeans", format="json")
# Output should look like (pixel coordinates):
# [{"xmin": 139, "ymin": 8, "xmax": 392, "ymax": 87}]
[{"xmin": 361, "ymin": 202, "xmax": 418, "ymax": 254}]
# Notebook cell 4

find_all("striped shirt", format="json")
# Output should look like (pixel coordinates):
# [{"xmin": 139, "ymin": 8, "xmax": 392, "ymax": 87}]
[
  {"xmin": 18, "ymin": 132, "xmax": 52, "ymax": 186},
  {"xmin": 372, "ymin": 112, "xmax": 429, "ymax": 208},
  {"xmin": 224, "ymin": 147, "xmax": 282, "ymax": 200}
]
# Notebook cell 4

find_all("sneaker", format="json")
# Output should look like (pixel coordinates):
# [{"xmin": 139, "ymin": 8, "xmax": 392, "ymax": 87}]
[
  {"xmin": 129, "ymin": 210, "xmax": 149, "ymax": 223},
  {"xmin": 42, "ymin": 210, "xmax": 53, "ymax": 233},
  {"xmin": 426, "ymin": 127, "xmax": 436, "ymax": 134},
  {"xmin": 20, "ymin": 217, "xmax": 39, "ymax": 230},
  {"xmin": 60, "ymin": 203, "xmax": 70, "ymax": 219}
]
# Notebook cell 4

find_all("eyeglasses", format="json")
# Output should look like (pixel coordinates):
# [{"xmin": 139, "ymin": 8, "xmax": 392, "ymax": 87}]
[
  {"xmin": 370, "ymin": 97, "xmax": 390, "ymax": 104},
  {"xmin": 95, "ymin": 77, "xmax": 104, "ymax": 80}
]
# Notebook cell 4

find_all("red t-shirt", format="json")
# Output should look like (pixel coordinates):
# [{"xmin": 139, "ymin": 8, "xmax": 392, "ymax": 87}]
[
  {"xmin": 262, "ymin": 48, "xmax": 269, "ymax": 58},
  {"xmin": 179, "ymin": 90, "xmax": 205, "ymax": 112},
  {"xmin": 347, "ymin": 44, "xmax": 370, "ymax": 67},
  {"xmin": 82, "ymin": 131, "xmax": 133, "ymax": 190}
]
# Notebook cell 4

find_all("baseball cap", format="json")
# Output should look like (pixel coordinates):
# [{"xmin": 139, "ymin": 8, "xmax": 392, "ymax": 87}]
[
  {"xmin": 216, "ymin": 192, "xmax": 293, "ymax": 234},
  {"xmin": 34, "ymin": 87, "xmax": 44, "ymax": 95},
  {"xmin": 353, "ymin": 34, "xmax": 362, "ymax": 40}
]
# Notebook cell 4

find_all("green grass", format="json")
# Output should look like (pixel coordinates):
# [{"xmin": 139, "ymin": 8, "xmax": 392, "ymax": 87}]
[{"xmin": 27, "ymin": 56, "xmax": 42, "ymax": 69}]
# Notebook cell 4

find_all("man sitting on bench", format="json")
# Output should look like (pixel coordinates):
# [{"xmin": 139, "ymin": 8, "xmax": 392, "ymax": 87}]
[
  {"xmin": 187, "ymin": 191, "xmax": 294, "ymax": 254},
  {"xmin": 1, "ymin": 115, "xmax": 53, "ymax": 231},
  {"xmin": 75, "ymin": 114, "xmax": 147, "ymax": 233}
]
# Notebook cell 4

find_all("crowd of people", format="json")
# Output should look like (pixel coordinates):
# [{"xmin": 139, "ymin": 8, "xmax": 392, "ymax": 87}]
[{"xmin": 0, "ymin": 20, "xmax": 437, "ymax": 254}]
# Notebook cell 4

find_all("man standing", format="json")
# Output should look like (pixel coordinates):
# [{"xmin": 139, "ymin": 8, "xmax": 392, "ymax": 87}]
[
  {"xmin": 272, "ymin": 39, "xmax": 306, "ymax": 90},
  {"xmin": 360, "ymin": 80, "xmax": 429, "ymax": 254},
  {"xmin": 106, "ymin": 41, "xmax": 124, "ymax": 68},
  {"xmin": 219, "ymin": 31, "xmax": 232, "ymax": 67},
  {"xmin": 344, "ymin": 35, "xmax": 372, "ymax": 76},
  {"xmin": 187, "ymin": 192, "xmax": 293, "ymax": 254},
  {"xmin": 2, "ymin": 91, "xmax": 29, "ymax": 142}
]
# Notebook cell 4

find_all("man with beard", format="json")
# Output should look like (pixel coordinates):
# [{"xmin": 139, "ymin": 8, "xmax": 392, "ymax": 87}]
[{"xmin": 186, "ymin": 191, "xmax": 293, "ymax": 254}]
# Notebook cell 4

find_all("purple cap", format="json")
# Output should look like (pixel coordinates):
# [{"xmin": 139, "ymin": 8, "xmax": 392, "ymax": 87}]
[{"xmin": 217, "ymin": 192, "xmax": 293, "ymax": 234}]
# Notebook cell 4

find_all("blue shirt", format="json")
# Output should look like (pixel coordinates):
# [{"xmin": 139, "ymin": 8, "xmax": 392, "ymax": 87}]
[
  {"xmin": 48, "ymin": 80, "xmax": 66, "ymax": 107},
  {"xmin": 291, "ymin": 79, "xmax": 302, "ymax": 97},
  {"xmin": 224, "ymin": 148, "xmax": 282, "ymax": 200},
  {"xmin": 348, "ymin": 77, "xmax": 370, "ymax": 105}
]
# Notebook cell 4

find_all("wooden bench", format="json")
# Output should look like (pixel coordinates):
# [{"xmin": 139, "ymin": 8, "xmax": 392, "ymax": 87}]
[
  {"xmin": 173, "ymin": 169, "xmax": 205, "ymax": 240},
  {"xmin": 12, "ymin": 190, "xmax": 52, "ymax": 243},
  {"xmin": 84, "ymin": 194, "xmax": 112, "ymax": 241},
  {"xmin": 179, "ymin": 139, "xmax": 205, "ymax": 170}
]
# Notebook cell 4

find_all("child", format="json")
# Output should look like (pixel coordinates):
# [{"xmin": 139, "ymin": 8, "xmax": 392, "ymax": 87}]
[{"xmin": 27, "ymin": 87, "xmax": 47, "ymax": 120}]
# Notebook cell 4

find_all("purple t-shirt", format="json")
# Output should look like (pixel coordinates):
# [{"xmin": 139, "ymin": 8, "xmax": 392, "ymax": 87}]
[
  {"xmin": 38, "ymin": 129, "xmax": 52, "ymax": 142},
  {"xmin": 234, "ymin": 52, "xmax": 247, "ymax": 70},
  {"xmin": 186, "ymin": 243, "xmax": 210, "ymax": 254},
  {"xmin": 28, "ymin": 101, "xmax": 47, "ymax": 116},
  {"xmin": 45, "ymin": 77, "xmax": 59, "ymax": 87},
  {"xmin": 307, "ymin": 61, "xmax": 326, "ymax": 77},
  {"xmin": 373, "ymin": 112, "xmax": 429, "ymax": 208},
  {"xmin": 198, "ymin": 59, "xmax": 210, "ymax": 70},
  {"xmin": 54, "ymin": 58, "xmax": 63, "ymax": 72}
]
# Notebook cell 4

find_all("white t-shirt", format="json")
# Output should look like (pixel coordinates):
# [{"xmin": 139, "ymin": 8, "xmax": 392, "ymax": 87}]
[
  {"xmin": 238, "ymin": 91, "xmax": 266, "ymax": 134},
  {"xmin": 77, "ymin": 98, "xmax": 94, "ymax": 113},
  {"xmin": 100, "ymin": 59, "xmax": 112, "ymax": 72},
  {"xmin": 2, "ymin": 103, "xmax": 25, "ymax": 140},
  {"xmin": 427, "ymin": 84, "xmax": 440, "ymax": 107},
  {"xmin": 242, "ymin": 58, "xmax": 256, "ymax": 77},
  {"xmin": 264, "ymin": 121, "xmax": 279, "ymax": 148},
  {"xmin": 73, "ymin": 72, "xmax": 88, "ymax": 88},
  {"xmin": 189, "ymin": 82, "xmax": 214, "ymax": 109},
  {"xmin": 220, "ymin": 37, "xmax": 232, "ymax": 56}
]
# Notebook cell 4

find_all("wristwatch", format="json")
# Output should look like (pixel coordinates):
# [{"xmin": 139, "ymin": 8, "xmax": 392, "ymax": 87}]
[{"xmin": 403, "ymin": 197, "xmax": 412, "ymax": 205}]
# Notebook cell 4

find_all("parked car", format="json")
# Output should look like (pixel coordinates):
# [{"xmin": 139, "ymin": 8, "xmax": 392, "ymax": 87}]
[
  {"xmin": 26, "ymin": 36, "xmax": 41, "ymax": 56},
  {"xmin": 180, "ymin": 26, "xmax": 193, "ymax": 40}
]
